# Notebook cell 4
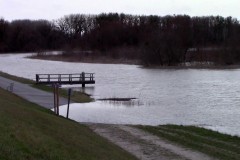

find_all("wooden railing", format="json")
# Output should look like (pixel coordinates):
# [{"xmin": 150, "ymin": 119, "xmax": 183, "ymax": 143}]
[{"xmin": 36, "ymin": 73, "xmax": 95, "ymax": 87}]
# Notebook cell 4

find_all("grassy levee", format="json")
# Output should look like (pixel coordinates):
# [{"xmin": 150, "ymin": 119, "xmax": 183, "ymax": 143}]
[
  {"xmin": 138, "ymin": 125, "xmax": 240, "ymax": 160},
  {"xmin": 0, "ymin": 71, "xmax": 93, "ymax": 103},
  {"xmin": 0, "ymin": 71, "xmax": 33, "ymax": 84},
  {"xmin": 0, "ymin": 88, "xmax": 136, "ymax": 160}
]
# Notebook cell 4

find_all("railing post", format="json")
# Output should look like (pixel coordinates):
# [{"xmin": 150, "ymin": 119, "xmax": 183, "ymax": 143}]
[
  {"xmin": 69, "ymin": 74, "xmax": 72, "ymax": 83},
  {"xmin": 91, "ymin": 74, "xmax": 93, "ymax": 81},
  {"xmin": 82, "ymin": 72, "xmax": 85, "ymax": 88},
  {"xmin": 48, "ymin": 75, "xmax": 50, "ymax": 83},
  {"xmin": 58, "ymin": 74, "xmax": 61, "ymax": 83},
  {"xmin": 36, "ymin": 74, "xmax": 39, "ymax": 83}
]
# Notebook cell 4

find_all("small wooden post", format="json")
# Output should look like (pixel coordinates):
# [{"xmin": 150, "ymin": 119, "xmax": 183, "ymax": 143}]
[
  {"xmin": 58, "ymin": 74, "xmax": 61, "ymax": 83},
  {"xmin": 82, "ymin": 72, "xmax": 85, "ymax": 88},
  {"xmin": 66, "ymin": 88, "xmax": 72, "ymax": 119},
  {"xmin": 52, "ymin": 83, "xmax": 60, "ymax": 115},
  {"xmin": 56, "ymin": 84, "xmax": 59, "ymax": 115},
  {"xmin": 48, "ymin": 75, "xmax": 50, "ymax": 82},
  {"xmin": 36, "ymin": 74, "xmax": 39, "ymax": 83},
  {"xmin": 53, "ymin": 84, "xmax": 56, "ymax": 113},
  {"xmin": 91, "ymin": 73, "xmax": 93, "ymax": 81}
]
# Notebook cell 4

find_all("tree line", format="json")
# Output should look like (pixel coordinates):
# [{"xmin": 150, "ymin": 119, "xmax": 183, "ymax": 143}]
[{"xmin": 0, "ymin": 13, "xmax": 240, "ymax": 65}]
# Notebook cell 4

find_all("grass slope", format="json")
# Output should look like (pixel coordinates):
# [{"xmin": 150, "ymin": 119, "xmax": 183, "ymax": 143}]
[
  {"xmin": 0, "ymin": 88, "xmax": 136, "ymax": 160},
  {"xmin": 138, "ymin": 125, "xmax": 240, "ymax": 160}
]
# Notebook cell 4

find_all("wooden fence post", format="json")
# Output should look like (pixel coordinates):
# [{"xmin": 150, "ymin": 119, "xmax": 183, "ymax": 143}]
[
  {"xmin": 66, "ymin": 88, "xmax": 72, "ymax": 119},
  {"xmin": 53, "ymin": 84, "xmax": 56, "ymax": 114},
  {"xmin": 82, "ymin": 72, "xmax": 85, "ymax": 88},
  {"xmin": 36, "ymin": 74, "xmax": 39, "ymax": 83},
  {"xmin": 56, "ymin": 84, "xmax": 59, "ymax": 115}
]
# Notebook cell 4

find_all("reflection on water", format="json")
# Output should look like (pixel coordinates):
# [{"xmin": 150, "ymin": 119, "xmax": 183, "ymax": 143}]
[
  {"xmin": 61, "ymin": 85, "xmax": 95, "ymax": 97},
  {"xmin": 1, "ymin": 53, "xmax": 240, "ymax": 136},
  {"xmin": 76, "ymin": 86, "xmax": 95, "ymax": 95},
  {"xmin": 98, "ymin": 99, "xmax": 143, "ymax": 107}
]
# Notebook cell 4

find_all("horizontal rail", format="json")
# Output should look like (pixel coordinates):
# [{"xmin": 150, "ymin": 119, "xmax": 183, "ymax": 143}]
[
  {"xmin": 36, "ymin": 73, "xmax": 95, "ymax": 76},
  {"xmin": 36, "ymin": 73, "xmax": 95, "ymax": 85}
]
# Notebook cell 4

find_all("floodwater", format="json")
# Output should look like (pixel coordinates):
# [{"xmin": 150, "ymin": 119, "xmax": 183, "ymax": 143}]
[{"xmin": 1, "ymin": 53, "xmax": 240, "ymax": 136}]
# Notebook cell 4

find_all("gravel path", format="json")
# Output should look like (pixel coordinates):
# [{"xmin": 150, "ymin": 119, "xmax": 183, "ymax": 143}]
[
  {"xmin": 87, "ymin": 123, "xmax": 217, "ymax": 160},
  {"xmin": 0, "ymin": 75, "xmax": 217, "ymax": 160}
]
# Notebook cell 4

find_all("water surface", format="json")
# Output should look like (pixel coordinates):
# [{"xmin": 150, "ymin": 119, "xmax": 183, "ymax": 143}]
[{"xmin": 1, "ymin": 53, "xmax": 240, "ymax": 136}]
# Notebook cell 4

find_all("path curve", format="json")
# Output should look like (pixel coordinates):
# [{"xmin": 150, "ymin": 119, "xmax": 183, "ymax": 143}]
[{"xmin": 87, "ymin": 123, "xmax": 217, "ymax": 160}]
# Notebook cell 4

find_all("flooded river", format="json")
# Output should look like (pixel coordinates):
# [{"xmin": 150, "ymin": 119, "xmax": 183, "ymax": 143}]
[{"xmin": 1, "ymin": 53, "xmax": 240, "ymax": 136}]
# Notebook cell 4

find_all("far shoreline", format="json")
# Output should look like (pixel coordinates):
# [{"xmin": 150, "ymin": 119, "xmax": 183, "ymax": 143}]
[
  {"xmin": 28, "ymin": 54, "xmax": 240, "ymax": 70},
  {"xmin": 28, "ymin": 54, "xmax": 140, "ymax": 65}
]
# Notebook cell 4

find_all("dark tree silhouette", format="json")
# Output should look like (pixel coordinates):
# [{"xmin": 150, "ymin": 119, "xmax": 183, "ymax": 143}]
[{"xmin": 0, "ymin": 14, "xmax": 240, "ymax": 66}]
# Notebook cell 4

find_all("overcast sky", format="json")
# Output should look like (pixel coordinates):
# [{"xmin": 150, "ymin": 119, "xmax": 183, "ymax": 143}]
[{"xmin": 1, "ymin": 0, "xmax": 240, "ymax": 21}]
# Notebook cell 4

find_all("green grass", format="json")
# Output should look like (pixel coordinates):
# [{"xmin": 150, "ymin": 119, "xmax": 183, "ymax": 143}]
[
  {"xmin": 138, "ymin": 125, "xmax": 240, "ymax": 160},
  {"xmin": 33, "ymin": 84, "xmax": 93, "ymax": 103},
  {"xmin": 0, "ymin": 71, "xmax": 93, "ymax": 103},
  {"xmin": 0, "ymin": 71, "xmax": 33, "ymax": 84},
  {"xmin": 0, "ymin": 88, "xmax": 136, "ymax": 160}
]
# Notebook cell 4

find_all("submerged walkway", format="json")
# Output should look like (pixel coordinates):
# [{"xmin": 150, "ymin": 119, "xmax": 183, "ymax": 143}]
[{"xmin": 0, "ymin": 76, "xmax": 68, "ymax": 109}]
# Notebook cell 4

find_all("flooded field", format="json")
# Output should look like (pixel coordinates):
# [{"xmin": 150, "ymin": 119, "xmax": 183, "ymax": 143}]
[{"xmin": 1, "ymin": 53, "xmax": 240, "ymax": 136}]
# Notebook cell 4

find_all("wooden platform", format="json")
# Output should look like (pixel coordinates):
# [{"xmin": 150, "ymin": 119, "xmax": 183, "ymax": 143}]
[{"xmin": 36, "ymin": 73, "xmax": 95, "ymax": 87}]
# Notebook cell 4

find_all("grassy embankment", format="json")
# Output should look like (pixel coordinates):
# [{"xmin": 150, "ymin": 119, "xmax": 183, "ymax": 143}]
[
  {"xmin": 0, "ymin": 71, "xmax": 92, "ymax": 103},
  {"xmin": 138, "ymin": 125, "xmax": 240, "ymax": 160},
  {"xmin": 0, "ymin": 87, "xmax": 136, "ymax": 160}
]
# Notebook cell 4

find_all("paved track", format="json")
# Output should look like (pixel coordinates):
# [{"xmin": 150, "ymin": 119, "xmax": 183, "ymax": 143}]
[{"xmin": 0, "ymin": 76, "xmax": 68, "ymax": 109}]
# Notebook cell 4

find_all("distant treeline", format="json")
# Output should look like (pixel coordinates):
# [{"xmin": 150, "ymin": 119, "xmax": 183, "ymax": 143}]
[{"xmin": 1, "ymin": 13, "xmax": 240, "ymax": 65}]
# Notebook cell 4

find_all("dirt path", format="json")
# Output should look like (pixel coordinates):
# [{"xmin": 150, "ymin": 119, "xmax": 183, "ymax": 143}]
[{"xmin": 87, "ymin": 123, "xmax": 217, "ymax": 160}]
